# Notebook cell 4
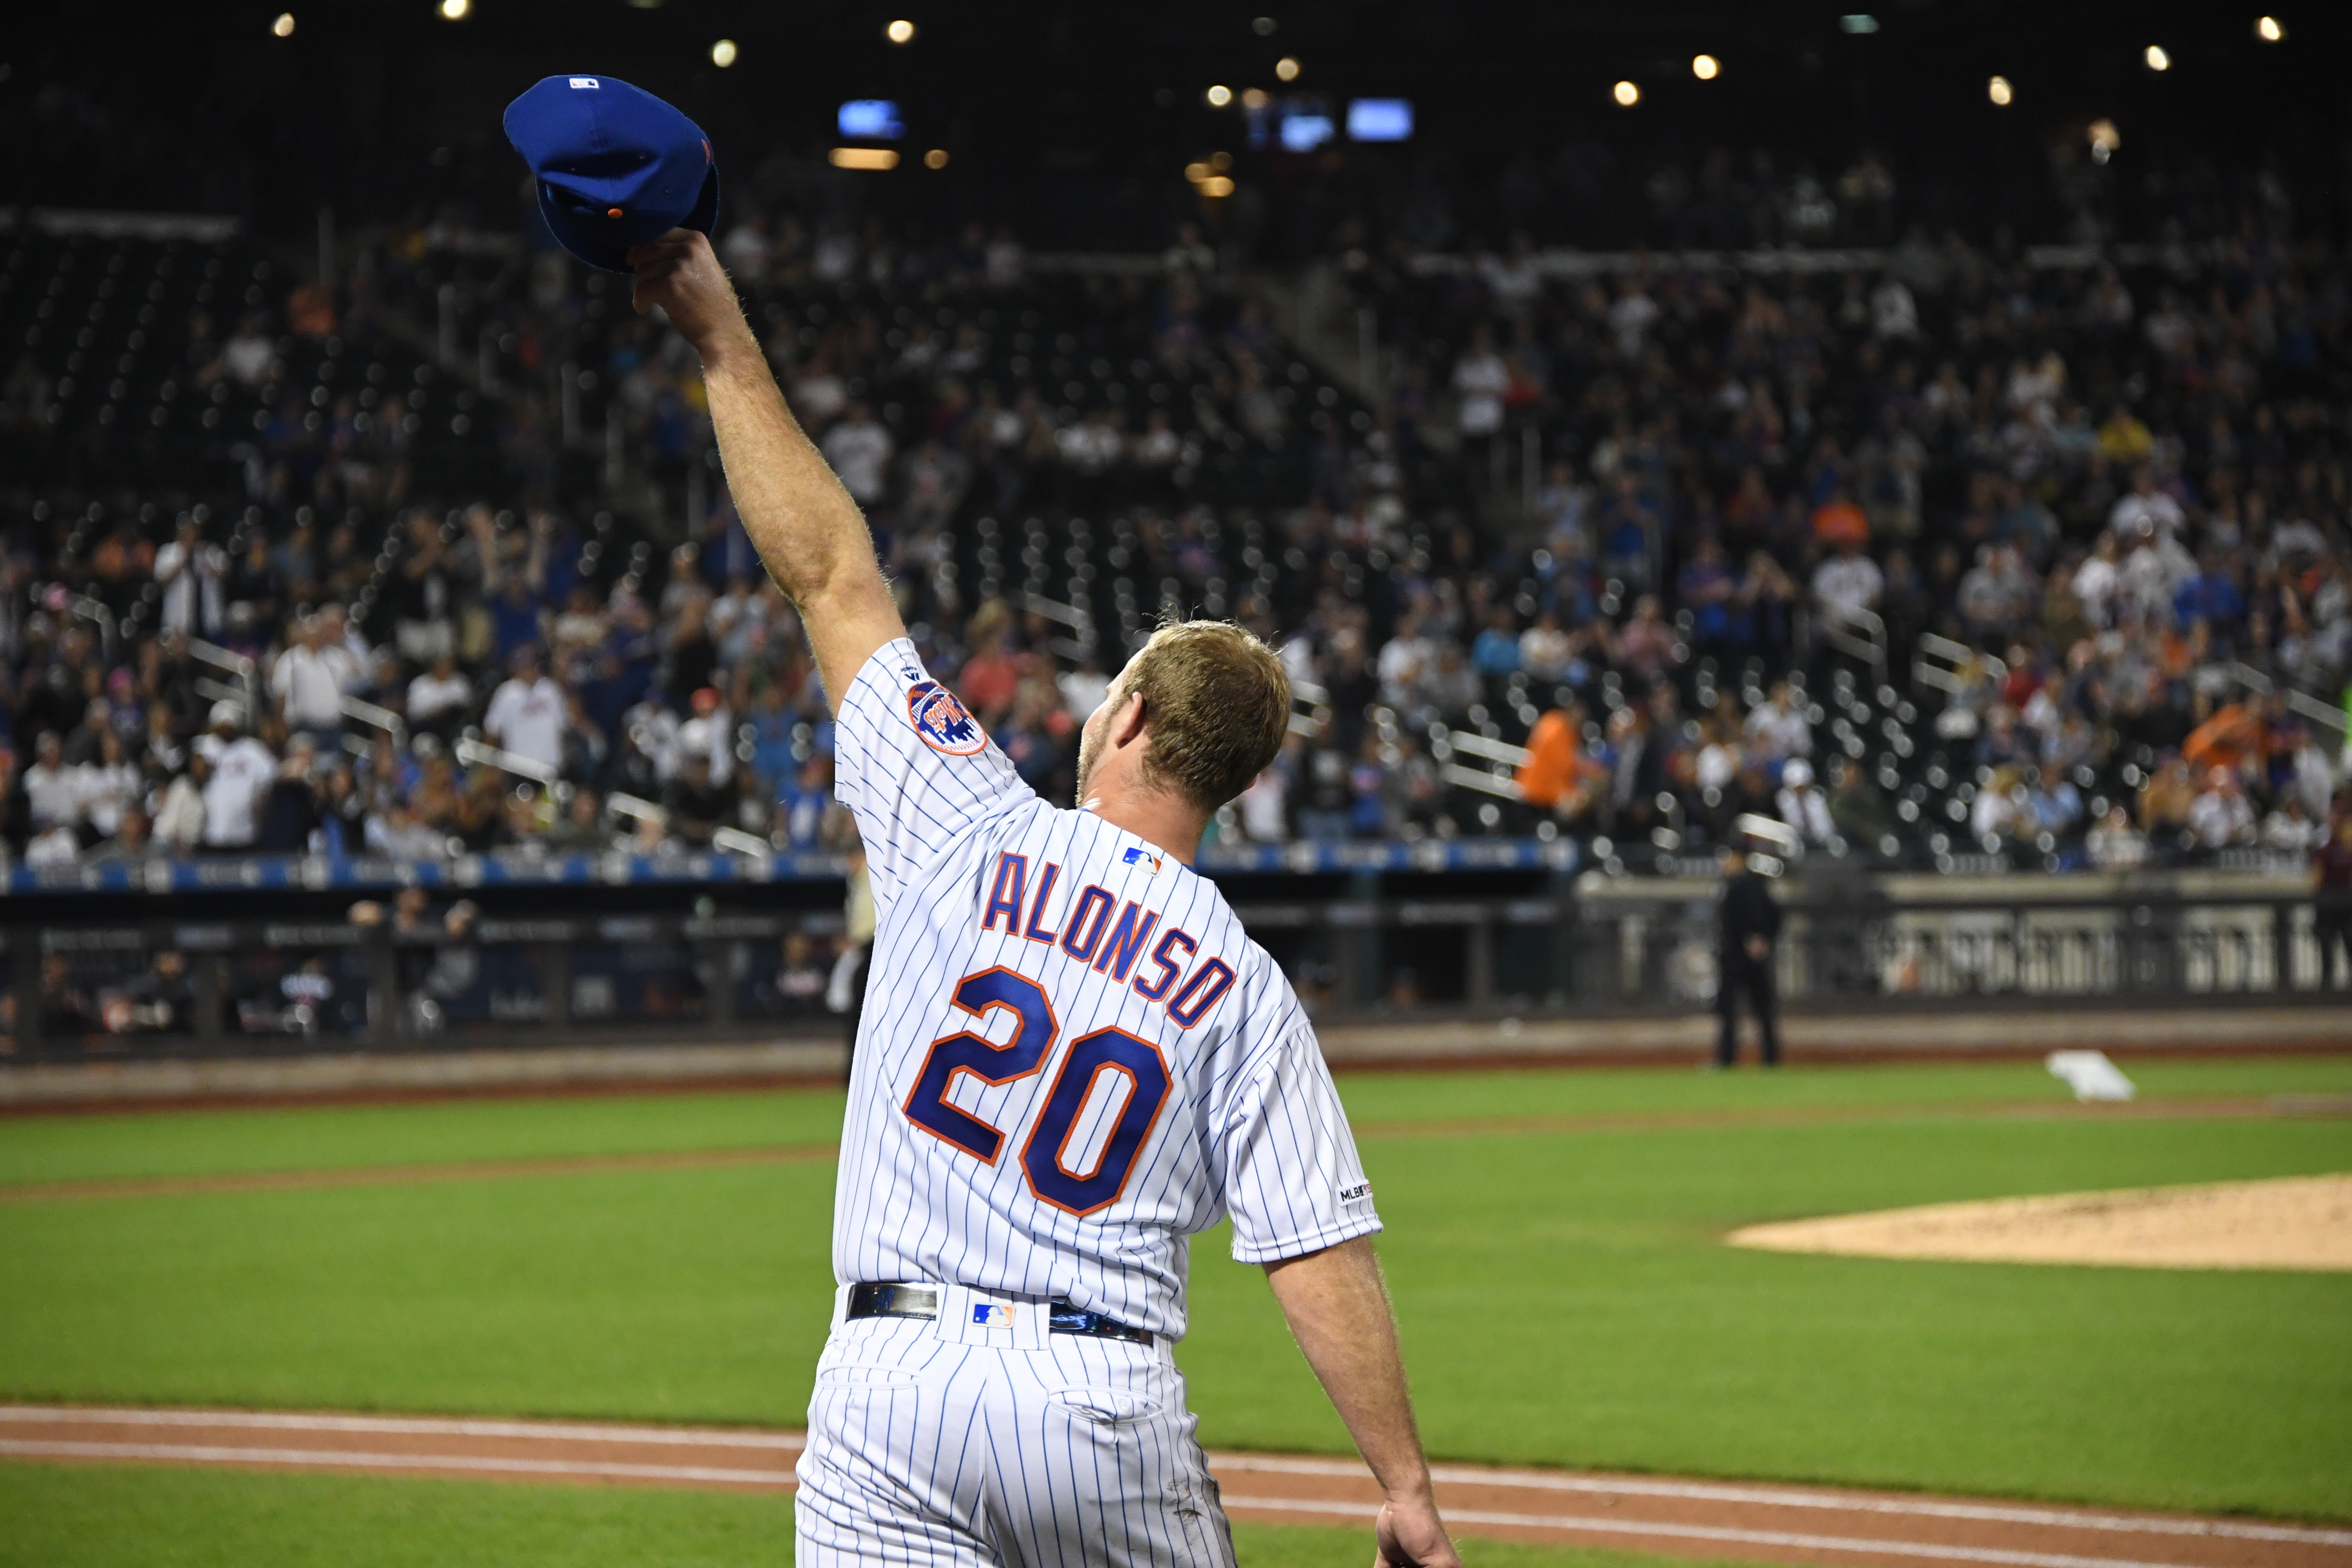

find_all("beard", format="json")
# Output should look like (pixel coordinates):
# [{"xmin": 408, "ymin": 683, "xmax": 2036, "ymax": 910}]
[{"xmin": 1073, "ymin": 716, "xmax": 1101, "ymax": 804}]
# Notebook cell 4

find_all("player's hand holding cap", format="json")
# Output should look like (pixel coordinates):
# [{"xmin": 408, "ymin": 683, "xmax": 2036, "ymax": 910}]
[{"xmin": 503, "ymin": 74, "xmax": 719, "ymax": 274}]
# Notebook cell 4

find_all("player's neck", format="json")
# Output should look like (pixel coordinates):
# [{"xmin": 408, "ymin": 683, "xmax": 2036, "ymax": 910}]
[{"xmin": 1080, "ymin": 788, "xmax": 1205, "ymax": 867}]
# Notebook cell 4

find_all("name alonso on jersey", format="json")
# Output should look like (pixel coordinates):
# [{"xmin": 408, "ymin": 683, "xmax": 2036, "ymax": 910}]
[{"xmin": 977, "ymin": 849, "xmax": 1237, "ymax": 1028}]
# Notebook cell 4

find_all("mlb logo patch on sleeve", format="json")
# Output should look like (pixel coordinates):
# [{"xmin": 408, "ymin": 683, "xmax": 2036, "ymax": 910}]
[
  {"xmin": 907, "ymin": 681, "xmax": 988, "ymax": 756},
  {"xmin": 971, "ymin": 1303, "xmax": 1015, "ymax": 1328}
]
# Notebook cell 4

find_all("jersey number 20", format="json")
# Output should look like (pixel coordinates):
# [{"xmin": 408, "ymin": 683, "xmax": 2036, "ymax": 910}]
[{"xmin": 901, "ymin": 967, "xmax": 1173, "ymax": 1217}]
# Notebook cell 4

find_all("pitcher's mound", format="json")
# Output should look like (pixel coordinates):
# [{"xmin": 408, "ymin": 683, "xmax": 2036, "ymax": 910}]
[{"xmin": 1728, "ymin": 1173, "xmax": 2352, "ymax": 1272}]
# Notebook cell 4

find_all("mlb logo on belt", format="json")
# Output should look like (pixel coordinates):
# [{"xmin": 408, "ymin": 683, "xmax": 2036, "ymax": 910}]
[
  {"xmin": 907, "ymin": 681, "xmax": 988, "ymax": 756},
  {"xmin": 971, "ymin": 1303, "xmax": 1015, "ymax": 1328}
]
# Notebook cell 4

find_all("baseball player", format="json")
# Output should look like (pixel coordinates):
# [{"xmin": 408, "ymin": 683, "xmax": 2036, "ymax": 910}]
[{"xmin": 631, "ymin": 229, "xmax": 1460, "ymax": 1568}]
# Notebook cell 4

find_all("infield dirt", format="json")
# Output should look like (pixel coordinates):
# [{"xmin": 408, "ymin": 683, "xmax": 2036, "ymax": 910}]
[
  {"xmin": 4, "ymin": 1405, "xmax": 2349, "ymax": 1568},
  {"xmin": 1728, "ymin": 1173, "xmax": 2352, "ymax": 1271}
]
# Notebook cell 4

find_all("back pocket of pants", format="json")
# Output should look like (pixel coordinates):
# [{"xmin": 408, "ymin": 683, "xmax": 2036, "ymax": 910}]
[
  {"xmin": 816, "ymin": 1364, "xmax": 924, "ymax": 1389},
  {"xmin": 1046, "ymin": 1386, "xmax": 1162, "ymax": 1424}
]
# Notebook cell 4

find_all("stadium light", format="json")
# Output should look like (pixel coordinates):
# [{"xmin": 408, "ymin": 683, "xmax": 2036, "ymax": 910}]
[
  {"xmin": 1184, "ymin": 161, "xmax": 1211, "ymax": 183},
  {"xmin": 1692, "ymin": 54, "xmax": 1720, "ymax": 80},
  {"xmin": 1241, "ymin": 87, "xmax": 1269, "ymax": 109},
  {"xmin": 1839, "ymin": 14, "xmax": 1879, "ymax": 33},
  {"xmin": 1198, "ymin": 175, "xmax": 1235, "ymax": 198},
  {"xmin": 1206, "ymin": 84, "xmax": 1233, "ymax": 106},
  {"xmin": 923, "ymin": 148, "xmax": 949, "ymax": 169},
  {"xmin": 886, "ymin": 19, "xmax": 915, "ymax": 44},
  {"xmin": 438, "ymin": 0, "xmax": 470, "ymax": 19},
  {"xmin": 1252, "ymin": 16, "xmax": 1276, "ymax": 35},
  {"xmin": 710, "ymin": 38, "xmax": 738, "ymax": 66},
  {"xmin": 829, "ymin": 147, "xmax": 899, "ymax": 171},
  {"xmin": 271, "ymin": 11, "xmax": 295, "ymax": 36},
  {"xmin": 2088, "ymin": 119, "xmax": 2121, "ymax": 164},
  {"xmin": 2257, "ymin": 16, "xmax": 2284, "ymax": 42},
  {"xmin": 2144, "ymin": 44, "xmax": 2170, "ymax": 71},
  {"xmin": 1275, "ymin": 57, "xmax": 1300, "ymax": 81},
  {"xmin": 1987, "ymin": 75, "xmax": 2013, "ymax": 105},
  {"xmin": 1612, "ymin": 80, "xmax": 1640, "ymax": 107},
  {"xmin": 1210, "ymin": 150, "xmax": 1232, "ymax": 171}
]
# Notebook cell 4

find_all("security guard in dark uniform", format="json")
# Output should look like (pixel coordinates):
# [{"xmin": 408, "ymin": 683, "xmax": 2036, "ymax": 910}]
[{"xmin": 1715, "ymin": 842, "xmax": 1783, "ymax": 1067}]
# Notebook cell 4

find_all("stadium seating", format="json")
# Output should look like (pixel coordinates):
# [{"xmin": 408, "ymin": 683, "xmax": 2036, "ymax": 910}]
[{"xmin": 2, "ymin": 182, "xmax": 2346, "ymax": 885}]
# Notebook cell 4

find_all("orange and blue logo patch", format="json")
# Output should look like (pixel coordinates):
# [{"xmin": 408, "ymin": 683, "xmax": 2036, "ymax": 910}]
[{"xmin": 907, "ymin": 681, "xmax": 988, "ymax": 755}]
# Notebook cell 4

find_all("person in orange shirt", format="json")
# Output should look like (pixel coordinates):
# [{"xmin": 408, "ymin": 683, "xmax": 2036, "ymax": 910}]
[
  {"xmin": 1811, "ymin": 485, "xmax": 1870, "ymax": 551},
  {"xmin": 1516, "ymin": 705, "xmax": 1608, "ymax": 823},
  {"xmin": 2181, "ymin": 700, "xmax": 2266, "ymax": 774}
]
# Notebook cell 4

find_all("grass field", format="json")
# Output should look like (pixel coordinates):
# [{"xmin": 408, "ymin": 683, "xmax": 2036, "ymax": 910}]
[
  {"xmin": 0, "ymin": 1463, "xmax": 1740, "ymax": 1568},
  {"xmin": 1, "ymin": 1055, "xmax": 2348, "ymax": 1565}
]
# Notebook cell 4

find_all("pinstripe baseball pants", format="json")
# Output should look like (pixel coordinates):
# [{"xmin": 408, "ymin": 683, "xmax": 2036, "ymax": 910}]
[{"xmin": 794, "ymin": 1284, "xmax": 1238, "ymax": 1567}]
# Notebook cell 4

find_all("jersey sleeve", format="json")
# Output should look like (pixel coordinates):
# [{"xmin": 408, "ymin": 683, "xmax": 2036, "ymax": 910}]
[
  {"xmin": 831, "ymin": 638, "xmax": 1034, "ymax": 901},
  {"xmin": 1218, "ymin": 1021, "xmax": 1383, "ymax": 1264}
]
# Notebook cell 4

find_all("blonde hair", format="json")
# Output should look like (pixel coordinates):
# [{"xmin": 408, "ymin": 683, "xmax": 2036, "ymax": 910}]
[{"xmin": 1119, "ymin": 621, "xmax": 1291, "ymax": 812}]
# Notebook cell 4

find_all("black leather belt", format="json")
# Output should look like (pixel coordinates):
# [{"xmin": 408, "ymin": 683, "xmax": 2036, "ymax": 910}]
[{"xmin": 846, "ymin": 1282, "xmax": 1153, "ymax": 1345}]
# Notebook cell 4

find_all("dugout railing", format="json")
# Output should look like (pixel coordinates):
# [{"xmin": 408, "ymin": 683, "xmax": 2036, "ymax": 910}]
[{"xmin": 3, "ymin": 887, "xmax": 2346, "ymax": 1063}]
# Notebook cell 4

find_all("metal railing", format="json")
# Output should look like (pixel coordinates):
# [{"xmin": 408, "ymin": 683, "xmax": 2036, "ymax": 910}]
[
  {"xmin": 1913, "ymin": 632, "xmax": 2004, "ymax": 697},
  {"xmin": 2222, "ymin": 661, "xmax": 2348, "ymax": 736},
  {"xmin": 10, "ymin": 887, "xmax": 2341, "ymax": 1061},
  {"xmin": 188, "ymin": 639, "xmax": 264, "ymax": 723},
  {"xmin": 4, "ymin": 911, "xmax": 846, "ymax": 1057},
  {"xmin": 1815, "ymin": 599, "xmax": 1888, "ymax": 680}
]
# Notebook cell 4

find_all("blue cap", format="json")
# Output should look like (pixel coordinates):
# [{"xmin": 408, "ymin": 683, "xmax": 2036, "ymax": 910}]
[{"xmin": 503, "ymin": 74, "xmax": 719, "ymax": 274}]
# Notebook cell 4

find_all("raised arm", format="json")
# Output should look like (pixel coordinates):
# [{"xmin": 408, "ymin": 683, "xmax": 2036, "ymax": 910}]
[
  {"xmin": 627, "ymin": 230, "xmax": 904, "ymax": 712},
  {"xmin": 1263, "ymin": 1236, "xmax": 1461, "ymax": 1568}
]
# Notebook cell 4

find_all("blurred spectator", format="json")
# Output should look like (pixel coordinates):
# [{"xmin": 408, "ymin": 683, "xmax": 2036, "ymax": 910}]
[
  {"xmin": 1826, "ymin": 757, "xmax": 1895, "ymax": 847},
  {"xmin": 406, "ymin": 652, "xmax": 474, "ymax": 744},
  {"xmin": 22, "ymin": 732, "xmax": 77, "ymax": 840},
  {"xmin": 543, "ymin": 789, "xmax": 613, "ymax": 853},
  {"xmin": 776, "ymin": 756, "xmax": 840, "ymax": 850},
  {"xmin": 662, "ymin": 753, "xmax": 730, "ymax": 847},
  {"xmin": 153, "ymin": 753, "xmax": 210, "ymax": 853},
  {"xmin": 1776, "ymin": 758, "xmax": 1834, "ymax": 848},
  {"xmin": 197, "ymin": 705, "xmax": 277, "ymax": 851},
  {"xmin": 1613, "ymin": 596, "xmax": 1677, "ymax": 680},
  {"xmin": 153, "ymin": 514, "xmax": 226, "ymax": 638},
  {"xmin": 1516, "ymin": 707, "xmax": 1606, "ymax": 824},
  {"xmin": 483, "ymin": 645, "xmax": 567, "ymax": 773},
  {"xmin": 821, "ymin": 402, "xmax": 895, "ymax": 507},
  {"xmin": 2086, "ymin": 804, "xmax": 2150, "ymax": 871},
  {"xmin": 1812, "ymin": 539, "xmax": 1883, "ymax": 623},
  {"xmin": 768, "ymin": 930, "xmax": 829, "ymax": 1015},
  {"xmin": 2186, "ymin": 767, "xmax": 2255, "ymax": 849},
  {"xmin": 253, "ymin": 735, "xmax": 321, "ymax": 852},
  {"xmin": 270, "ymin": 610, "xmax": 360, "ymax": 746}
]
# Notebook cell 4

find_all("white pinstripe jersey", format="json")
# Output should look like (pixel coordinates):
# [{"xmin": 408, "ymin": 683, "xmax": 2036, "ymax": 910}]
[{"xmin": 827, "ymin": 639, "xmax": 1380, "ymax": 1339}]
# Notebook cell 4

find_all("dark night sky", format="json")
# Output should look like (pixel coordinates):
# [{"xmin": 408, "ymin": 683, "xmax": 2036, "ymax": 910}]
[{"xmin": 4, "ymin": 2, "xmax": 2341, "ymax": 245}]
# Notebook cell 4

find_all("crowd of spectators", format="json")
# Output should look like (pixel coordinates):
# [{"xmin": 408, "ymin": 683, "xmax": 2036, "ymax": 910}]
[
  {"xmin": 1318, "ymin": 209, "xmax": 2352, "ymax": 865},
  {"xmin": 5, "ymin": 141, "xmax": 2352, "ymax": 876}
]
